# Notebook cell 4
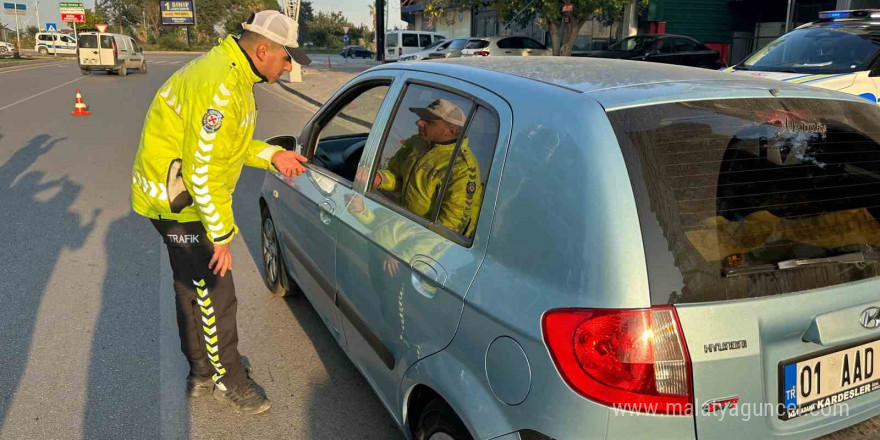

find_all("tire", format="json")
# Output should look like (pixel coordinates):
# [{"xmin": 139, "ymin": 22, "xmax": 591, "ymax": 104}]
[
  {"xmin": 80, "ymin": 69, "xmax": 90, "ymax": 75},
  {"xmin": 38, "ymin": 46, "xmax": 48, "ymax": 55},
  {"xmin": 0, "ymin": 46, "xmax": 7, "ymax": 54},
  {"xmin": 138, "ymin": 61, "xmax": 147, "ymax": 74},
  {"xmin": 119, "ymin": 64, "xmax": 127, "ymax": 76},
  {"xmin": 260, "ymin": 209, "xmax": 295, "ymax": 297},
  {"xmin": 414, "ymin": 399, "xmax": 473, "ymax": 440}
]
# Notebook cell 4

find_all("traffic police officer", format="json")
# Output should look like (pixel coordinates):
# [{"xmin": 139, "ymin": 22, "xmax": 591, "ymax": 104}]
[{"xmin": 130, "ymin": 10, "xmax": 310, "ymax": 415}]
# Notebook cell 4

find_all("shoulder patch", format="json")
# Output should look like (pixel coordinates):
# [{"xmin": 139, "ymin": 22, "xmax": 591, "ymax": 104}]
[{"xmin": 202, "ymin": 109, "xmax": 224, "ymax": 133}]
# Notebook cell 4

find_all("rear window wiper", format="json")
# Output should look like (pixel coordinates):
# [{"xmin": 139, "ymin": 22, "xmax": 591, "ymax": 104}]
[{"xmin": 723, "ymin": 249, "xmax": 880, "ymax": 277}]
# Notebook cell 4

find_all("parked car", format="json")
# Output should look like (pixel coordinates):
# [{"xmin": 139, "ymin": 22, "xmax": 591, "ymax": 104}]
[
  {"xmin": 77, "ymin": 32, "xmax": 146, "ymax": 76},
  {"xmin": 399, "ymin": 38, "xmax": 471, "ymax": 61},
  {"xmin": 460, "ymin": 36, "xmax": 551, "ymax": 57},
  {"xmin": 385, "ymin": 30, "xmax": 445, "ymax": 61},
  {"xmin": 724, "ymin": 9, "xmax": 880, "ymax": 104},
  {"xmin": 0, "ymin": 41, "xmax": 14, "ymax": 55},
  {"xmin": 258, "ymin": 57, "xmax": 880, "ymax": 439},
  {"xmin": 340, "ymin": 45, "xmax": 374, "ymax": 59},
  {"xmin": 34, "ymin": 32, "xmax": 77, "ymax": 55},
  {"xmin": 574, "ymin": 33, "xmax": 724, "ymax": 69}
]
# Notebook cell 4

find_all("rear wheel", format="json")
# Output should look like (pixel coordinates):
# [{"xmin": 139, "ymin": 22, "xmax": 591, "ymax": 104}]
[
  {"xmin": 80, "ymin": 69, "xmax": 90, "ymax": 75},
  {"xmin": 260, "ymin": 208, "xmax": 296, "ymax": 297},
  {"xmin": 118, "ymin": 64, "xmax": 127, "ymax": 76},
  {"xmin": 414, "ymin": 399, "xmax": 473, "ymax": 440},
  {"xmin": 38, "ymin": 46, "xmax": 48, "ymax": 55},
  {"xmin": 138, "ymin": 61, "xmax": 147, "ymax": 73},
  {"xmin": 0, "ymin": 46, "xmax": 8, "ymax": 54}
]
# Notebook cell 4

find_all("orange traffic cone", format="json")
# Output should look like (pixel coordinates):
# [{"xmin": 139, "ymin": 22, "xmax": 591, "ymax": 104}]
[{"xmin": 71, "ymin": 89, "xmax": 91, "ymax": 116}]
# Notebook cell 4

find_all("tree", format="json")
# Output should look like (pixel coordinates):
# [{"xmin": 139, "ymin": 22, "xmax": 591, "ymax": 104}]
[
  {"xmin": 221, "ymin": 0, "xmax": 282, "ymax": 38},
  {"xmin": 298, "ymin": 0, "xmax": 314, "ymax": 44},
  {"xmin": 303, "ymin": 10, "xmax": 351, "ymax": 48},
  {"xmin": 428, "ymin": 0, "xmax": 647, "ymax": 56}
]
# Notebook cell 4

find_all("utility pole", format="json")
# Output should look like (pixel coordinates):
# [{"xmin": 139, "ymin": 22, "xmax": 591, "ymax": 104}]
[
  {"xmin": 284, "ymin": 0, "xmax": 303, "ymax": 83},
  {"xmin": 785, "ymin": 0, "xmax": 794, "ymax": 32},
  {"xmin": 376, "ymin": 0, "xmax": 384, "ymax": 62},
  {"xmin": 34, "ymin": 0, "xmax": 39, "ymax": 29},
  {"xmin": 14, "ymin": 7, "xmax": 21, "ymax": 56}
]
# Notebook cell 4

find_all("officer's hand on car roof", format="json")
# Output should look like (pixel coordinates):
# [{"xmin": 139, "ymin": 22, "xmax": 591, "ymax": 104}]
[{"xmin": 271, "ymin": 151, "xmax": 308, "ymax": 178}]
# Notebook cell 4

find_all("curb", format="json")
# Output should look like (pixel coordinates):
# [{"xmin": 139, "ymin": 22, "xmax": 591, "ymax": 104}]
[{"xmin": 0, "ymin": 57, "xmax": 73, "ymax": 70}]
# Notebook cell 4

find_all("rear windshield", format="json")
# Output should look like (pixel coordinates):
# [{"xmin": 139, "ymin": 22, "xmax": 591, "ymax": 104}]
[
  {"xmin": 100, "ymin": 35, "xmax": 114, "ymax": 49},
  {"xmin": 609, "ymin": 98, "xmax": 880, "ymax": 304},
  {"xmin": 465, "ymin": 40, "xmax": 490, "ymax": 49},
  {"xmin": 79, "ymin": 35, "xmax": 98, "ymax": 49},
  {"xmin": 386, "ymin": 33, "xmax": 398, "ymax": 47},
  {"xmin": 497, "ymin": 38, "xmax": 522, "ymax": 49}
]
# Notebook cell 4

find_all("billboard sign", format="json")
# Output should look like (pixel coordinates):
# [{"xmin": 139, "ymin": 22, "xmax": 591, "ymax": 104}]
[{"xmin": 160, "ymin": 0, "xmax": 196, "ymax": 25}]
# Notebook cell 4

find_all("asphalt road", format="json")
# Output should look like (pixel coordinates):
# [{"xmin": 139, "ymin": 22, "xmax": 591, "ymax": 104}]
[{"xmin": 0, "ymin": 55, "xmax": 403, "ymax": 439}]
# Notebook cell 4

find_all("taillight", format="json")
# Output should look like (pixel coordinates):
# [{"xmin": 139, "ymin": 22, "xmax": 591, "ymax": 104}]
[
  {"xmin": 542, "ymin": 307, "xmax": 693, "ymax": 415},
  {"xmin": 112, "ymin": 39, "xmax": 118, "ymax": 58},
  {"xmin": 398, "ymin": 47, "xmax": 402, "ymax": 56},
  {"xmin": 475, "ymin": 50, "xmax": 490, "ymax": 56}
]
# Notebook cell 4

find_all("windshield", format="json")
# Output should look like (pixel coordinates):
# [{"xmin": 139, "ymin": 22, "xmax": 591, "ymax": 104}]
[
  {"xmin": 78, "ymin": 35, "xmax": 97, "ymax": 49},
  {"xmin": 609, "ymin": 36, "xmax": 655, "ymax": 51},
  {"xmin": 423, "ymin": 40, "xmax": 445, "ymax": 51},
  {"xmin": 609, "ymin": 98, "xmax": 880, "ymax": 304},
  {"xmin": 465, "ymin": 40, "xmax": 489, "ymax": 50},
  {"xmin": 741, "ymin": 27, "xmax": 880, "ymax": 74}
]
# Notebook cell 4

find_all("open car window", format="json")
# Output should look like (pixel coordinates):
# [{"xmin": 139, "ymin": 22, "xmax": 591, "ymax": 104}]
[{"xmin": 311, "ymin": 82, "xmax": 392, "ymax": 183}]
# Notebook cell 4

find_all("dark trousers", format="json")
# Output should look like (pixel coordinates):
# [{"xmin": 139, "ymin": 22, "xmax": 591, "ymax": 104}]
[{"xmin": 151, "ymin": 219, "xmax": 247, "ymax": 390}]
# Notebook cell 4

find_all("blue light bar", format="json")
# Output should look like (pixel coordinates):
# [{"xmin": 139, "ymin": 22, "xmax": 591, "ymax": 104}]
[{"xmin": 820, "ymin": 11, "xmax": 852, "ymax": 19}]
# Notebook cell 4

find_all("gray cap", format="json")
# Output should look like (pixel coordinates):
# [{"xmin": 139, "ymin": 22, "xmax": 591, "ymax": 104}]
[
  {"xmin": 242, "ymin": 10, "xmax": 312, "ymax": 65},
  {"xmin": 410, "ymin": 99, "xmax": 466, "ymax": 127}
]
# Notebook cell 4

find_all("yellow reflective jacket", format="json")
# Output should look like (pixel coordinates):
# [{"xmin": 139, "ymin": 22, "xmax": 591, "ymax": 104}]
[
  {"xmin": 130, "ymin": 36, "xmax": 281, "ymax": 244},
  {"xmin": 376, "ymin": 136, "xmax": 482, "ymax": 237}
]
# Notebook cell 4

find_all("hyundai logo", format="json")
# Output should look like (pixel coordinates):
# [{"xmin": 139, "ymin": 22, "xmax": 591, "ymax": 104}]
[{"xmin": 861, "ymin": 307, "xmax": 880, "ymax": 329}]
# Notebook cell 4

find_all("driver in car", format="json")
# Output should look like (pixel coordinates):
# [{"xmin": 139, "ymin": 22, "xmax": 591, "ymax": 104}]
[{"xmin": 372, "ymin": 98, "xmax": 482, "ymax": 236}]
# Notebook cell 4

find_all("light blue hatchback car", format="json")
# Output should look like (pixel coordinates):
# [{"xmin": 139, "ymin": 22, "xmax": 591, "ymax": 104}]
[{"xmin": 258, "ymin": 57, "xmax": 880, "ymax": 440}]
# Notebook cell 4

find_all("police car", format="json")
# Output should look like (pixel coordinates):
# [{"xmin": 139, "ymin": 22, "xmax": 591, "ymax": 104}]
[{"xmin": 725, "ymin": 9, "xmax": 880, "ymax": 104}]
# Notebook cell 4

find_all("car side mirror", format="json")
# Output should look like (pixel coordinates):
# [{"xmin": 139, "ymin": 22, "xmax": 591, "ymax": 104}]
[{"xmin": 266, "ymin": 135, "xmax": 298, "ymax": 152}]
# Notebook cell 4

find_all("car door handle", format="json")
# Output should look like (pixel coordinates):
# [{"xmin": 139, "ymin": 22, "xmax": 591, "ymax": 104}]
[
  {"xmin": 320, "ymin": 199, "xmax": 335, "ymax": 225},
  {"xmin": 410, "ymin": 255, "xmax": 447, "ymax": 298}
]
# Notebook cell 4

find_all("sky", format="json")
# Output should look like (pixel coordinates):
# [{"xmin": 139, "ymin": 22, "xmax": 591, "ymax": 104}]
[{"xmin": 1, "ymin": 0, "xmax": 378, "ymax": 32}]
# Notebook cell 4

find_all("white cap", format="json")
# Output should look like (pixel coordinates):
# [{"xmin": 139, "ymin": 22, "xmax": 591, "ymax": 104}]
[{"xmin": 242, "ymin": 10, "xmax": 311, "ymax": 65}]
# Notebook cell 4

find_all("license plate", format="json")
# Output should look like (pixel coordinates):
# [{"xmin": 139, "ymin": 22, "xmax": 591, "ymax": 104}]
[{"xmin": 779, "ymin": 338, "xmax": 880, "ymax": 420}]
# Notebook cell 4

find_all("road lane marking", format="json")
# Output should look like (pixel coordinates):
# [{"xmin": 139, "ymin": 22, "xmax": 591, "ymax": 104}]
[
  {"xmin": 0, "ymin": 76, "xmax": 85, "ymax": 112},
  {"xmin": 0, "ymin": 61, "xmax": 75, "ymax": 74}
]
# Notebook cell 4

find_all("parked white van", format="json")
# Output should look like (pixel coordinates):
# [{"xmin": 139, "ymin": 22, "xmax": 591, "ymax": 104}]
[
  {"xmin": 35, "ymin": 32, "xmax": 77, "ymax": 55},
  {"xmin": 77, "ymin": 32, "xmax": 146, "ymax": 76},
  {"xmin": 384, "ymin": 30, "xmax": 445, "ymax": 61}
]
